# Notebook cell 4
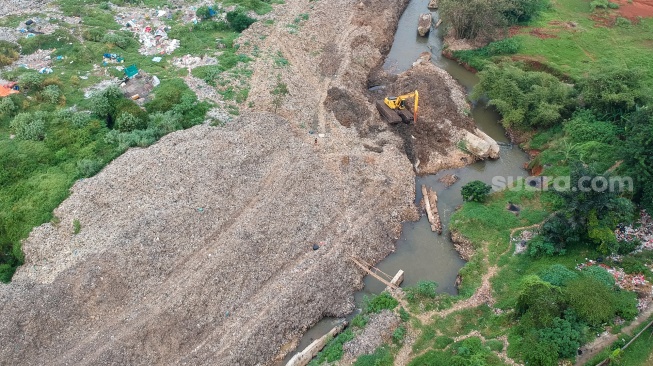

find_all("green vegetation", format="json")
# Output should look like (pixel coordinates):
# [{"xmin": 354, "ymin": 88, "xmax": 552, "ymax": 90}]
[
  {"xmin": 363, "ymin": 291, "xmax": 399, "ymax": 313},
  {"xmin": 0, "ymin": 0, "xmax": 275, "ymax": 281},
  {"xmin": 439, "ymin": 0, "xmax": 549, "ymax": 40},
  {"xmin": 461, "ymin": 180, "xmax": 493, "ymax": 202}
]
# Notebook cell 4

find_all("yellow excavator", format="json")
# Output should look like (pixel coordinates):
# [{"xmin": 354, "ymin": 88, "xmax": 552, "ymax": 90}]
[{"xmin": 375, "ymin": 90, "xmax": 419, "ymax": 124}]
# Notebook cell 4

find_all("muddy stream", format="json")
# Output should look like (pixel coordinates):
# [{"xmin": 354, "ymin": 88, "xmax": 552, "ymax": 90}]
[{"xmin": 282, "ymin": 0, "xmax": 528, "ymax": 363}]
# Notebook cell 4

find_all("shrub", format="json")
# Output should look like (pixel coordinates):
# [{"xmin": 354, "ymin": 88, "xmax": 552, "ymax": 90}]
[
  {"xmin": 581, "ymin": 266, "xmax": 615, "ymax": 288},
  {"xmin": 613, "ymin": 290, "xmax": 638, "ymax": 320},
  {"xmin": 439, "ymin": 0, "xmax": 507, "ymax": 40},
  {"xmin": 102, "ymin": 32, "xmax": 136, "ymax": 49},
  {"xmin": 503, "ymin": 0, "xmax": 550, "ymax": 23},
  {"xmin": 18, "ymin": 72, "xmax": 44, "ymax": 91},
  {"xmin": 590, "ymin": 0, "xmax": 609, "ymax": 11},
  {"xmin": 311, "ymin": 329, "xmax": 355, "ymax": 364},
  {"xmin": 77, "ymin": 159, "xmax": 103, "ymax": 177},
  {"xmin": 578, "ymin": 66, "xmax": 648, "ymax": 119},
  {"xmin": 41, "ymin": 84, "xmax": 62, "ymax": 105},
  {"xmin": 563, "ymin": 110, "xmax": 616, "ymax": 144},
  {"xmin": 364, "ymin": 292, "xmax": 399, "ymax": 313},
  {"xmin": 9, "ymin": 112, "xmax": 47, "ymax": 141},
  {"xmin": 0, "ymin": 97, "xmax": 17, "ymax": 117},
  {"xmin": 461, "ymin": 180, "xmax": 492, "ymax": 202},
  {"xmin": 0, "ymin": 40, "xmax": 19, "ymax": 67},
  {"xmin": 196, "ymin": 5, "xmax": 213, "ymax": 20},
  {"xmin": 486, "ymin": 37, "xmax": 521, "ymax": 55},
  {"xmin": 72, "ymin": 219, "xmax": 81, "ymax": 234},
  {"xmin": 354, "ymin": 346, "xmax": 393, "ymax": 366},
  {"xmin": 538, "ymin": 316, "xmax": 583, "ymax": 358},
  {"xmin": 226, "ymin": 10, "xmax": 256, "ymax": 32},
  {"xmin": 608, "ymin": 1, "xmax": 620, "ymax": 8},
  {"xmin": 351, "ymin": 314, "xmax": 368, "ymax": 328},
  {"xmin": 393, "ymin": 326, "xmax": 406, "ymax": 344},
  {"xmin": 398, "ymin": 306, "xmax": 410, "ymax": 322},
  {"xmin": 472, "ymin": 63, "xmax": 573, "ymax": 129},
  {"xmin": 516, "ymin": 275, "xmax": 565, "ymax": 327},
  {"xmin": 539, "ymin": 264, "xmax": 578, "ymax": 286},
  {"xmin": 564, "ymin": 277, "xmax": 616, "ymax": 326}
]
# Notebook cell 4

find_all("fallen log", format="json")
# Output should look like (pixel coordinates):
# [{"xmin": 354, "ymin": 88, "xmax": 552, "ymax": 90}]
[
  {"xmin": 421, "ymin": 185, "xmax": 442, "ymax": 234},
  {"xmin": 286, "ymin": 322, "xmax": 346, "ymax": 366}
]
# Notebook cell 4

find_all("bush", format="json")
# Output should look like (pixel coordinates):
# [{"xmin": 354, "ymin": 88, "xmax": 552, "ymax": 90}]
[
  {"xmin": 538, "ymin": 316, "xmax": 583, "ymax": 359},
  {"xmin": 350, "ymin": 314, "xmax": 369, "ymax": 328},
  {"xmin": 590, "ymin": 0, "xmax": 609, "ymax": 11},
  {"xmin": 503, "ymin": 0, "xmax": 550, "ymax": 23},
  {"xmin": 581, "ymin": 266, "xmax": 615, "ymax": 288},
  {"xmin": 0, "ymin": 40, "xmax": 20, "ymax": 67},
  {"xmin": 9, "ymin": 112, "xmax": 47, "ymax": 141},
  {"xmin": 102, "ymin": 32, "xmax": 136, "ymax": 49},
  {"xmin": 115, "ymin": 113, "xmax": 146, "ymax": 132},
  {"xmin": 539, "ymin": 264, "xmax": 578, "ymax": 286},
  {"xmin": 393, "ymin": 326, "xmax": 406, "ymax": 344},
  {"xmin": 563, "ymin": 110, "xmax": 616, "ymax": 144},
  {"xmin": 613, "ymin": 290, "xmax": 638, "ymax": 320},
  {"xmin": 516, "ymin": 275, "xmax": 565, "ymax": 327},
  {"xmin": 311, "ymin": 329, "xmax": 355, "ymax": 364},
  {"xmin": 472, "ymin": 63, "xmax": 574, "ymax": 129},
  {"xmin": 433, "ymin": 336, "xmax": 454, "ymax": 349},
  {"xmin": 77, "ymin": 159, "xmax": 103, "ymax": 177},
  {"xmin": 41, "ymin": 84, "xmax": 63, "ymax": 105},
  {"xmin": 578, "ymin": 66, "xmax": 648, "ymax": 119},
  {"xmin": 354, "ymin": 346, "xmax": 393, "ymax": 366},
  {"xmin": 439, "ymin": 0, "xmax": 507, "ymax": 40},
  {"xmin": 226, "ymin": 10, "xmax": 256, "ymax": 32},
  {"xmin": 486, "ymin": 37, "xmax": 521, "ymax": 55},
  {"xmin": 18, "ymin": 72, "xmax": 44, "ymax": 91},
  {"xmin": 0, "ymin": 97, "xmax": 17, "ymax": 117},
  {"xmin": 461, "ymin": 180, "xmax": 492, "ymax": 202},
  {"xmin": 398, "ymin": 307, "xmax": 410, "ymax": 322},
  {"xmin": 364, "ymin": 292, "xmax": 399, "ymax": 313},
  {"xmin": 564, "ymin": 277, "xmax": 616, "ymax": 326}
]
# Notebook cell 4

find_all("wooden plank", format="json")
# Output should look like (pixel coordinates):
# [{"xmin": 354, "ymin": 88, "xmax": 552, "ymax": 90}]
[{"xmin": 351, "ymin": 257, "xmax": 397, "ymax": 289}]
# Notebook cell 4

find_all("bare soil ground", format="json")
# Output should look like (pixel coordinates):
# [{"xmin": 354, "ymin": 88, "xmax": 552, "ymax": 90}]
[{"xmin": 0, "ymin": 0, "xmax": 499, "ymax": 364}]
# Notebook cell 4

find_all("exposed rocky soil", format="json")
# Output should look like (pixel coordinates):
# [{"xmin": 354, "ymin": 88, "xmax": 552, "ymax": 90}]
[{"xmin": 0, "ymin": 0, "xmax": 500, "ymax": 364}]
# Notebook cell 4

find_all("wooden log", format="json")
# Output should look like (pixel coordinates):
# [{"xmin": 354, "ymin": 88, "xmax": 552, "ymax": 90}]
[
  {"xmin": 435, "ymin": 18, "xmax": 442, "ymax": 28},
  {"xmin": 286, "ymin": 322, "xmax": 346, "ymax": 366},
  {"xmin": 421, "ymin": 185, "xmax": 442, "ymax": 234}
]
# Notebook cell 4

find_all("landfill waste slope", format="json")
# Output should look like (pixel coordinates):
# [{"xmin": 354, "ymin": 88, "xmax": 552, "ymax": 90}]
[{"xmin": 0, "ymin": 114, "xmax": 416, "ymax": 365}]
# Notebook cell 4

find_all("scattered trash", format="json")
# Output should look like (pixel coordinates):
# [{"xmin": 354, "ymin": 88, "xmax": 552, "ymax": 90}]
[
  {"xmin": 615, "ymin": 210, "xmax": 653, "ymax": 251},
  {"xmin": 124, "ymin": 64, "xmax": 139, "ymax": 79},
  {"xmin": 25, "ymin": 19, "xmax": 34, "ymax": 26},
  {"xmin": 312, "ymin": 243, "xmax": 320, "ymax": 250},
  {"xmin": 38, "ymin": 67, "xmax": 53, "ymax": 74},
  {"xmin": 151, "ymin": 56, "xmax": 162, "ymax": 63},
  {"xmin": 151, "ymin": 75, "xmax": 160, "ymax": 87}
]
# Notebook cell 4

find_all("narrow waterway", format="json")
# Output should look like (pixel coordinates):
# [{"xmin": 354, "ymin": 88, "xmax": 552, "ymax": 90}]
[{"xmin": 283, "ymin": 1, "xmax": 528, "ymax": 363}]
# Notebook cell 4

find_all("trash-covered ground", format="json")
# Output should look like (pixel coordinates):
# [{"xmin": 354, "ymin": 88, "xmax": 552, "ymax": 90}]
[{"xmin": 616, "ymin": 210, "xmax": 653, "ymax": 251}]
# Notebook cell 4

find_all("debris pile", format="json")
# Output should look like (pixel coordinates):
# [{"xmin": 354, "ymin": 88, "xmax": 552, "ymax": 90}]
[
  {"xmin": 172, "ymin": 54, "xmax": 218, "ymax": 70},
  {"xmin": 615, "ymin": 210, "xmax": 653, "ymax": 251}
]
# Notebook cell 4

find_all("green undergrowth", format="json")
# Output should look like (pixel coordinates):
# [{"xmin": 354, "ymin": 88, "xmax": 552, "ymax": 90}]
[{"xmin": 449, "ymin": 186, "xmax": 550, "ymax": 297}]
